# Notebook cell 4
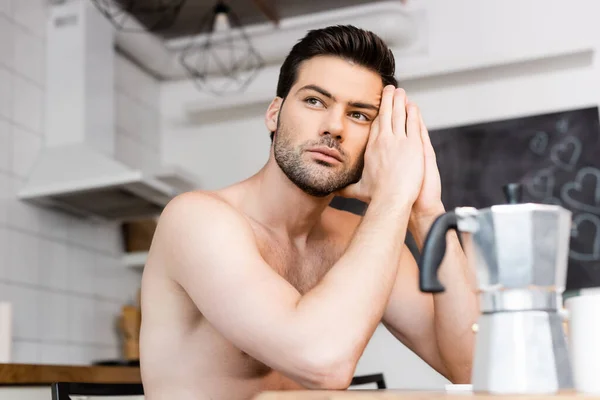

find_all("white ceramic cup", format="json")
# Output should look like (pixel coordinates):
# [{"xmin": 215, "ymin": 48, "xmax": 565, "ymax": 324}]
[{"xmin": 565, "ymin": 293, "xmax": 600, "ymax": 394}]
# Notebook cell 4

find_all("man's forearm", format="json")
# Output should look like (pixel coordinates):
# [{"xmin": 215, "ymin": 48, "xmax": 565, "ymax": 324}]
[
  {"xmin": 411, "ymin": 211, "xmax": 479, "ymax": 383},
  {"xmin": 295, "ymin": 197, "xmax": 413, "ymax": 361}
]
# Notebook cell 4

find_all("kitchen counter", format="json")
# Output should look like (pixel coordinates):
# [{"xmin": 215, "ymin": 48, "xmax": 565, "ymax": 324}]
[
  {"xmin": 254, "ymin": 390, "xmax": 600, "ymax": 400},
  {"xmin": 0, "ymin": 363, "xmax": 141, "ymax": 385}
]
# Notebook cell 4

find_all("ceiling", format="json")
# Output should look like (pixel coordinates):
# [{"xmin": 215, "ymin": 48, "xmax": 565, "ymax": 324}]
[{"xmin": 125, "ymin": 0, "xmax": 388, "ymax": 40}]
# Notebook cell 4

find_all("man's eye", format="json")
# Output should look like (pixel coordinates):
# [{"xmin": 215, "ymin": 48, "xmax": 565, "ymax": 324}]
[
  {"xmin": 350, "ymin": 112, "xmax": 368, "ymax": 121},
  {"xmin": 305, "ymin": 97, "xmax": 324, "ymax": 107}
]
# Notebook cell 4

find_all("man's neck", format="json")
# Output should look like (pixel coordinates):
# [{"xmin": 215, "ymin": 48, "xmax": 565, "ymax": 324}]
[{"xmin": 243, "ymin": 158, "xmax": 333, "ymax": 241}]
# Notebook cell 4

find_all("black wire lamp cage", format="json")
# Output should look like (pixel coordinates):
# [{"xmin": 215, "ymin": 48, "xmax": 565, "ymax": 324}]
[
  {"xmin": 179, "ymin": 0, "xmax": 265, "ymax": 95},
  {"xmin": 90, "ymin": 0, "xmax": 186, "ymax": 33}
]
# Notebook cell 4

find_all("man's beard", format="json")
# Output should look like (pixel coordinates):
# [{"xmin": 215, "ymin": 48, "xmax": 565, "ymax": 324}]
[{"xmin": 273, "ymin": 120, "xmax": 364, "ymax": 198}]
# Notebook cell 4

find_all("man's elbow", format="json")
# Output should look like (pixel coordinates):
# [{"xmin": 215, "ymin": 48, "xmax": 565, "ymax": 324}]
[
  {"xmin": 294, "ymin": 350, "xmax": 356, "ymax": 389},
  {"xmin": 445, "ymin": 361, "xmax": 472, "ymax": 384}
]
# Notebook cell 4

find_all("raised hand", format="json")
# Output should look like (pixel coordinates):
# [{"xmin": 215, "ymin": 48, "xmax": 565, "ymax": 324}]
[
  {"xmin": 410, "ymin": 109, "xmax": 444, "ymax": 220},
  {"xmin": 337, "ymin": 86, "xmax": 425, "ymax": 207}
]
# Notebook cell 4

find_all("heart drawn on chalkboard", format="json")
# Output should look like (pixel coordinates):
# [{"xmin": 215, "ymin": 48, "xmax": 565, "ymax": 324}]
[
  {"xmin": 570, "ymin": 213, "xmax": 600, "ymax": 261},
  {"xmin": 526, "ymin": 168, "xmax": 555, "ymax": 199},
  {"xmin": 529, "ymin": 131, "xmax": 549, "ymax": 156},
  {"xmin": 561, "ymin": 167, "xmax": 600, "ymax": 214},
  {"xmin": 550, "ymin": 136, "xmax": 582, "ymax": 171}
]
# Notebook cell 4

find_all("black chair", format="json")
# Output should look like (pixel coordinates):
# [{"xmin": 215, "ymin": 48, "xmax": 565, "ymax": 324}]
[
  {"xmin": 350, "ymin": 373, "xmax": 387, "ymax": 389},
  {"xmin": 51, "ymin": 375, "xmax": 384, "ymax": 397},
  {"xmin": 51, "ymin": 382, "xmax": 144, "ymax": 400}
]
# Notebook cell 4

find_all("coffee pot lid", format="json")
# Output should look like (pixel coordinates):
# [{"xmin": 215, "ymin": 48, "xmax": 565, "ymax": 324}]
[{"xmin": 469, "ymin": 182, "xmax": 571, "ymax": 217}]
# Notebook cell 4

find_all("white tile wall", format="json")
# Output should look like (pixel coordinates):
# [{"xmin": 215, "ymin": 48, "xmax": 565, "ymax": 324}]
[
  {"xmin": 0, "ymin": 67, "xmax": 11, "ymax": 120},
  {"xmin": 12, "ymin": 0, "xmax": 46, "ymax": 39},
  {"xmin": 13, "ymin": 22, "xmax": 44, "ymax": 86},
  {"xmin": 12, "ymin": 74, "xmax": 43, "ymax": 134},
  {"xmin": 12, "ymin": 125, "xmax": 42, "ymax": 178},
  {"xmin": 39, "ymin": 291, "xmax": 69, "ymax": 342},
  {"xmin": 0, "ymin": 173, "xmax": 9, "ymax": 225},
  {"xmin": 0, "ymin": 118, "xmax": 10, "ymax": 173},
  {"xmin": 0, "ymin": 1, "xmax": 10, "ymax": 18},
  {"xmin": 38, "ymin": 239, "xmax": 68, "ymax": 291},
  {"xmin": 12, "ymin": 340, "xmax": 39, "ymax": 363},
  {"xmin": 114, "ymin": 55, "xmax": 161, "ymax": 171},
  {"xmin": 39, "ymin": 342, "xmax": 70, "ymax": 365},
  {"xmin": 0, "ymin": 2, "xmax": 160, "ymax": 365},
  {"xmin": 67, "ymin": 248, "xmax": 95, "ymax": 296},
  {"xmin": 0, "ymin": 14, "xmax": 13, "ymax": 71},
  {"xmin": 7, "ymin": 230, "xmax": 39, "ymax": 285},
  {"xmin": 0, "ymin": 228, "xmax": 7, "ymax": 284}
]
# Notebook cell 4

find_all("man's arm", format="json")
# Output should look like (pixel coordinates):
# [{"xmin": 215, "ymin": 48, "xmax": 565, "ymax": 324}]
[
  {"xmin": 382, "ymin": 221, "xmax": 479, "ymax": 383},
  {"xmin": 381, "ymin": 100, "xmax": 479, "ymax": 383},
  {"xmin": 159, "ymin": 191, "xmax": 413, "ymax": 389}
]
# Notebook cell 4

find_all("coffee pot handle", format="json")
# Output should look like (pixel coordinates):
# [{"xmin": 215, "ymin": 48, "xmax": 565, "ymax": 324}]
[{"xmin": 418, "ymin": 211, "xmax": 458, "ymax": 293}]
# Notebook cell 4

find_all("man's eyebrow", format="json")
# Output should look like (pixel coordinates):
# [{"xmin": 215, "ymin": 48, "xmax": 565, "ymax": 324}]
[
  {"xmin": 298, "ymin": 84, "xmax": 335, "ymax": 100},
  {"xmin": 298, "ymin": 84, "xmax": 379, "ymax": 112},
  {"xmin": 348, "ymin": 101, "xmax": 379, "ymax": 112}
]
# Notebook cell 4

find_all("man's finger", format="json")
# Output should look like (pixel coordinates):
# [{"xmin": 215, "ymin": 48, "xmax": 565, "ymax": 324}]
[
  {"xmin": 367, "ymin": 116, "xmax": 381, "ymax": 146},
  {"xmin": 378, "ymin": 85, "xmax": 395, "ymax": 136},
  {"xmin": 419, "ymin": 112, "xmax": 432, "ymax": 146},
  {"xmin": 406, "ymin": 102, "xmax": 421, "ymax": 141},
  {"xmin": 419, "ymin": 112, "xmax": 437, "ymax": 159},
  {"xmin": 392, "ymin": 88, "xmax": 407, "ymax": 136}
]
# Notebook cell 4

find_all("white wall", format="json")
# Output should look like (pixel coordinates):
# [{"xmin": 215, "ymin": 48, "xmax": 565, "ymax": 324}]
[
  {"xmin": 158, "ymin": 0, "xmax": 600, "ymax": 389},
  {"xmin": 0, "ymin": 1, "xmax": 152, "ymax": 365},
  {"xmin": 161, "ymin": 0, "xmax": 600, "ymax": 189},
  {"xmin": 115, "ymin": 54, "xmax": 162, "ymax": 171}
]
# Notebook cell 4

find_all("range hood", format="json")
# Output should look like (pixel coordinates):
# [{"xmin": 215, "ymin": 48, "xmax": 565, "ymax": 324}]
[{"xmin": 18, "ymin": 0, "xmax": 199, "ymax": 221}]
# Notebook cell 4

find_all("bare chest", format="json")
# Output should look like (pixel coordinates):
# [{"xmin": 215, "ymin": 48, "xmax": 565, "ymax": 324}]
[{"xmin": 254, "ymin": 230, "xmax": 346, "ymax": 295}]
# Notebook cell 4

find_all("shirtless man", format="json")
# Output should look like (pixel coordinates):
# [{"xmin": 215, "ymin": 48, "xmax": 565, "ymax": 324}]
[{"xmin": 139, "ymin": 25, "xmax": 479, "ymax": 400}]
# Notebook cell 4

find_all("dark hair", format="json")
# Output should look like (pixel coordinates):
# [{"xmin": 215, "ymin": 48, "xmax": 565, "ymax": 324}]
[{"xmin": 270, "ymin": 25, "xmax": 398, "ymax": 141}]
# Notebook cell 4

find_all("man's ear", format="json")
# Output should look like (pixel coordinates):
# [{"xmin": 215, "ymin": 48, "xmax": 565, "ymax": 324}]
[{"xmin": 265, "ymin": 97, "xmax": 283, "ymax": 132}]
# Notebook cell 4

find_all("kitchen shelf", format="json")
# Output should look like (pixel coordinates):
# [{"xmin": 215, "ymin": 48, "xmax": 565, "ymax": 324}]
[
  {"xmin": 122, "ymin": 251, "xmax": 148, "ymax": 270},
  {"xmin": 0, "ymin": 363, "xmax": 141, "ymax": 384}
]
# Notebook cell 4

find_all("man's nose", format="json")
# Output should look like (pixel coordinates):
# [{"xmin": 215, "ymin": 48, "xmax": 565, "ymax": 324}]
[{"xmin": 320, "ymin": 108, "xmax": 345, "ymax": 141}]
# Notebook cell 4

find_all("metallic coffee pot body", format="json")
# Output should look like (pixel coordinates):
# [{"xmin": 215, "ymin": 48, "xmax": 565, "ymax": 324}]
[{"xmin": 418, "ymin": 184, "xmax": 574, "ymax": 394}]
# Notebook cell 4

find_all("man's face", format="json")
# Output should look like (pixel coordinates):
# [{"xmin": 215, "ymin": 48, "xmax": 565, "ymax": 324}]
[{"xmin": 269, "ymin": 55, "xmax": 384, "ymax": 197}]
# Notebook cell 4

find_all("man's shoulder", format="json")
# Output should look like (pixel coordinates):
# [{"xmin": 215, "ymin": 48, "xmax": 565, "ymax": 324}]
[
  {"xmin": 158, "ymin": 190, "xmax": 247, "ymax": 233},
  {"xmin": 152, "ymin": 190, "xmax": 257, "ymax": 271},
  {"xmin": 165, "ymin": 189, "xmax": 238, "ymax": 213}
]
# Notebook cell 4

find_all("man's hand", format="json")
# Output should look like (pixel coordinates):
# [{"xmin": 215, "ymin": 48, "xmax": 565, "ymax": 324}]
[
  {"xmin": 378, "ymin": 105, "xmax": 478, "ymax": 383},
  {"xmin": 337, "ymin": 86, "xmax": 425, "ymax": 206},
  {"xmin": 410, "ymin": 108, "xmax": 444, "ymax": 221}
]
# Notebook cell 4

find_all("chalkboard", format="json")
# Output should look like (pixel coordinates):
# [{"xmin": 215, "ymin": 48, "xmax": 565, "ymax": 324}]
[{"xmin": 429, "ymin": 107, "xmax": 600, "ymax": 291}]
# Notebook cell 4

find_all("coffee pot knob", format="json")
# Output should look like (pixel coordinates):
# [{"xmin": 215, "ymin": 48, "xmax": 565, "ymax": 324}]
[{"xmin": 503, "ymin": 183, "xmax": 522, "ymax": 204}]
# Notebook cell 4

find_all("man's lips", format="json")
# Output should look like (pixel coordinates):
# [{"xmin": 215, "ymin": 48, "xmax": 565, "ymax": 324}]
[{"xmin": 306, "ymin": 147, "xmax": 343, "ymax": 162}]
